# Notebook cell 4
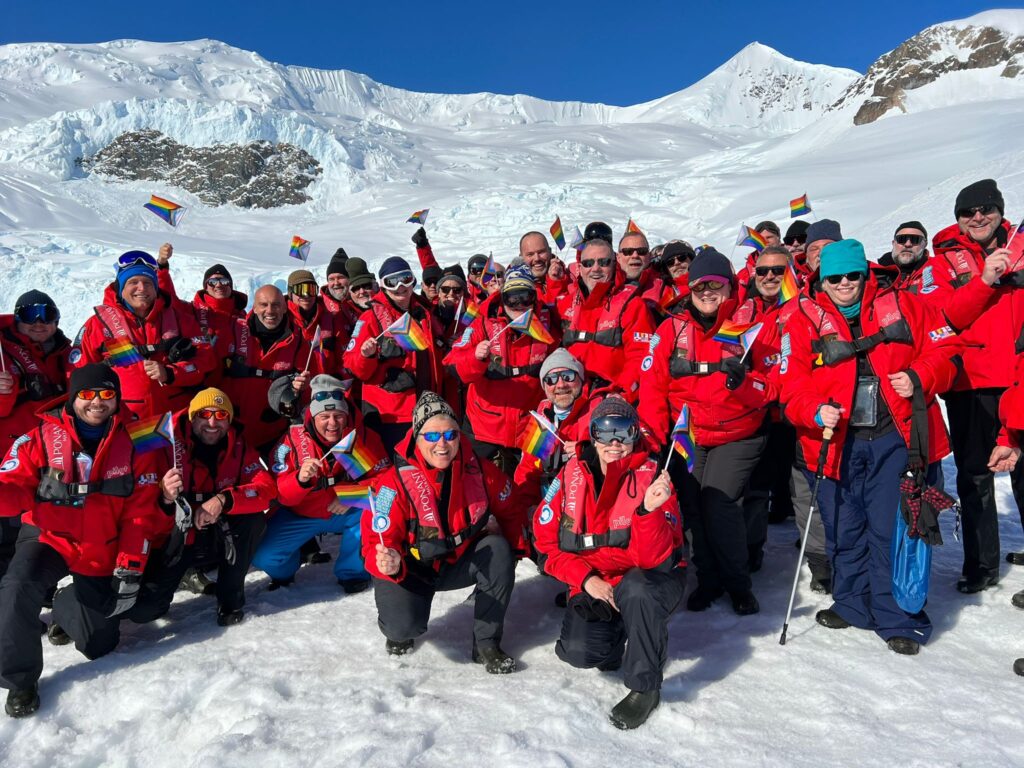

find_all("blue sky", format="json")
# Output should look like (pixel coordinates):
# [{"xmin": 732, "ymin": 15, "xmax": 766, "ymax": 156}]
[{"xmin": 3, "ymin": 1, "xmax": 1005, "ymax": 105}]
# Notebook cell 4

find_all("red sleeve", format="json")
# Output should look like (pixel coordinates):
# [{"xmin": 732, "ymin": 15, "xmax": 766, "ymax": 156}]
[
  {"xmin": 360, "ymin": 468, "xmax": 411, "ymax": 583},
  {"xmin": 442, "ymin": 316, "xmax": 489, "ymax": 383},
  {"xmin": 617, "ymin": 297, "xmax": 656, "ymax": 396},
  {"xmin": 415, "ymin": 244, "xmax": 440, "ymax": 271},
  {"xmin": 157, "ymin": 265, "xmax": 180, "ymax": 301},
  {"xmin": 342, "ymin": 309, "xmax": 382, "ymax": 381},
  {"xmin": 76, "ymin": 317, "xmax": 108, "ymax": 366},
  {"xmin": 903, "ymin": 293, "xmax": 963, "ymax": 398},
  {"xmin": 226, "ymin": 445, "xmax": 276, "ymax": 515},
  {"xmin": 0, "ymin": 428, "xmax": 45, "ymax": 516},
  {"xmin": 778, "ymin": 315, "xmax": 824, "ymax": 430},
  {"xmin": 628, "ymin": 495, "xmax": 682, "ymax": 570},
  {"xmin": 637, "ymin": 317, "xmax": 673, "ymax": 449},
  {"xmin": 531, "ymin": 477, "xmax": 593, "ymax": 590}
]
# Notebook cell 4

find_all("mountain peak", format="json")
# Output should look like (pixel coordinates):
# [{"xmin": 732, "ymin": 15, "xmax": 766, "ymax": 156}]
[{"xmin": 932, "ymin": 9, "xmax": 1024, "ymax": 37}]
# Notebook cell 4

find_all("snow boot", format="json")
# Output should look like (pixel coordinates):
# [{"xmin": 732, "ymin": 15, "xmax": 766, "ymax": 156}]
[
  {"xmin": 386, "ymin": 638, "xmax": 414, "ymax": 656},
  {"xmin": 267, "ymin": 577, "xmax": 293, "ymax": 592},
  {"xmin": 609, "ymin": 690, "xmax": 660, "ymax": 730},
  {"xmin": 886, "ymin": 637, "xmax": 920, "ymax": 655},
  {"xmin": 1006, "ymin": 552, "xmax": 1024, "ymax": 566},
  {"xmin": 300, "ymin": 538, "xmax": 330, "ymax": 566},
  {"xmin": 729, "ymin": 590, "xmax": 760, "ymax": 616},
  {"xmin": 1015, "ymin": 658, "xmax": 1024, "ymax": 677},
  {"xmin": 217, "ymin": 609, "xmax": 244, "ymax": 627},
  {"xmin": 686, "ymin": 584, "xmax": 723, "ymax": 612},
  {"xmin": 1012, "ymin": 589, "xmax": 1024, "ymax": 610},
  {"xmin": 47, "ymin": 622, "xmax": 71, "ymax": 646},
  {"xmin": 5, "ymin": 686, "xmax": 39, "ymax": 718},
  {"xmin": 473, "ymin": 644, "xmax": 516, "ymax": 674},
  {"xmin": 956, "ymin": 574, "xmax": 998, "ymax": 594},
  {"xmin": 339, "ymin": 578, "xmax": 370, "ymax": 594},
  {"xmin": 179, "ymin": 567, "xmax": 216, "ymax": 596},
  {"xmin": 815, "ymin": 609, "xmax": 851, "ymax": 629}
]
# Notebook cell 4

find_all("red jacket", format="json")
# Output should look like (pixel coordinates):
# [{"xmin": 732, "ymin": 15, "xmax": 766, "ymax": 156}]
[
  {"xmin": 360, "ymin": 432, "xmax": 524, "ymax": 582},
  {"xmin": 0, "ymin": 403, "xmax": 164, "ymax": 576},
  {"xmin": 926, "ymin": 220, "xmax": 1024, "ymax": 390},
  {"xmin": 444, "ymin": 292, "xmax": 560, "ymax": 448},
  {"xmin": 778, "ymin": 271, "xmax": 962, "ymax": 480},
  {"xmin": 532, "ymin": 448, "xmax": 683, "ymax": 595},
  {"xmin": 288, "ymin": 297, "xmax": 349, "ymax": 377},
  {"xmin": 659, "ymin": 276, "xmax": 691, "ymax": 315},
  {"xmin": 638, "ymin": 298, "xmax": 778, "ymax": 449},
  {"xmin": 75, "ymin": 285, "xmax": 217, "ymax": 419},
  {"xmin": 343, "ymin": 293, "xmax": 443, "ymax": 425}
]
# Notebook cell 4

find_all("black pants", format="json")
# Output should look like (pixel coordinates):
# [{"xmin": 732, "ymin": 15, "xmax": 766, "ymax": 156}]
[
  {"xmin": 743, "ymin": 421, "xmax": 795, "ymax": 563},
  {"xmin": 373, "ymin": 534, "xmax": 515, "ymax": 647},
  {"xmin": 945, "ymin": 389, "xmax": 1024, "ymax": 579},
  {"xmin": 0, "ymin": 517, "xmax": 20, "ymax": 580},
  {"xmin": 673, "ymin": 432, "xmax": 767, "ymax": 594},
  {"xmin": 556, "ymin": 565, "xmax": 686, "ymax": 692}
]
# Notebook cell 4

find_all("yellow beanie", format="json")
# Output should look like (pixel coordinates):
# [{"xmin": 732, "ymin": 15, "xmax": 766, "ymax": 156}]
[{"xmin": 188, "ymin": 387, "xmax": 234, "ymax": 422}]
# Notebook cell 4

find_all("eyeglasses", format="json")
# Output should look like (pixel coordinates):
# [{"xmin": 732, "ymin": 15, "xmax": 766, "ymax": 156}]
[
  {"xmin": 77, "ymin": 388, "xmax": 117, "ymax": 401},
  {"xmin": 382, "ymin": 272, "xmax": 416, "ymax": 290},
  {"xmin": 620, "ymin": 247, "xmax": 650, "ymax": 257},
  {"xmin": 580, "ymin": 257, "xmax": 614, "ymax": 269},
  {"xmin": 690, "ymin": 279, "xmax": 727, "ymax": 293},
  {"xmin": 206, "ymin": 277, "xmax": 231, "ymax": 287},
  {"xmin": 420, "ymin": 429, "xmax": 460, "ymax": 443},
  {"xmin": 783, "ymin": 234, "xmax": 808, "ymax": 246},
  {"xmin": 116, "ymin": 251, "xmax": 158, "ymax": 269},
  {"xmin": 290, "ymin": 282, "xmax": 317, "ymax": 297},
  {"xmin": 755, "ymin": 266, "xmax": 787, "ymax": 277},
  {"xmin": 957, "ymin": 204, "xmax": 999, "ymax": 219},
  {"xmin": 15, "ymin": 303, "xmax": 59, "ymax": 324},
  {"xmin": 312, "ymin": 389, "xmax": 345, "ymax": 402},
  {"xmin": 894, "ymin": 234, "xmax": 925, "ymax": 246},
  {"xmin": 196, "ymin": 408, "xmax": 230, "ymax": 421},
  {"xmin": 824, "ymin": 271, "xmax": 864, "ymax": 285},
  {"xmin": 542, "ymin": 370, "xmax": 579, "ymax": 386},
  {"xmin": 589, "ymin": 415, "xmax": 639, "ymax": 445},
  {"xmin": 439, "ymin": 285, "xmax": 464, "ymax": 295},
  {"xmin": 502, "ymin": 290, "xmax": 534, "ymax": 309}
]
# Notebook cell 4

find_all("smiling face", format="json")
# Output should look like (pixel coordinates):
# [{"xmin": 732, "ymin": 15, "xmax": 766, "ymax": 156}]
[
  {"xmin": 415, "ymin": 415, "xmax": 460, "ymax": 470},
  {"xmin": 594, "ymin": 433, "xmax": 634, "ymax": 470},
  {"xmin": 72, "ymin": 390, "xmax": 117, "ymax": 426},
  {"xmin": 754, "ymin": 250, "xmax": 790, "ymax": 299},
  {"xmin": 957, "ymin": 206, "xmax": 1003, "ymax": 249},
  {"xmin": 16, "ymin": 319, "xmax": 57, "ymax": 344},
  {"xmin": 892, "ymin": 228, "xmax": 928, "ymax": 267},
  {"xmin": 191, "ymin": 410, "xmax": 230, "ymax": 445},
  {"xmin": 690, "ymin": 279, "xmax": 731, "ymax": 315},
  {"xmin": 579, "ymin": 241, "xmax": 615, "ymax": 290},
  {"xmin": 205, "ymin": 275, "xmax": 233, "ymax": 300},
  {"xmin": 121, "ymin": 276, "xmax": 157, "ymax": 316},
  {"xmin": 313, "ymin": 410, "xmax": 348, "ymax": 445},
  {"xmin": 254, "ymin": 286, "xmax": 286, "ymax": 329},
  {"xmin": 520, "ymin": 233, "xmax": 552, "ymax": 279},
  {"xmin": 542, "ymin": 368, "xmax": 583, "ymax": 410},
  {"xmin": 617, "ymin": 233, "xmax": 651, "ymax": 281},
  {"xmin": 327, "ymin": 273, "xmax": 349, "ymax": 302},
  {"xmin": 822, "ymin": 272, "xmax": 864, "ymax": 307}
]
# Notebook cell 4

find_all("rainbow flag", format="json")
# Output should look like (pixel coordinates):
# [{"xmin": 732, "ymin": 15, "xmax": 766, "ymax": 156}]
[
  {"xmin": 736, "ymin": 224, "xmax": 767, "ymax": 252},
  {"xmin": 568, "ymin": 225, "xmax": 585, "ymax": 250},
  {"xmin": 777, "ymin": 263, "xmax": 801, "ymax": 305},
  {"xmin": 508, "ymin": 308, "xmax": 555, "ymax": 345},
  {"xmin": 550, "ymin": 216, "xmax": 566, "ymax": 251},
  {"xmin": 481, "ymin": 253, "xmax": 500, "ymax": 284},
  {"xmin": 713, "ymin": 319, "xmax": 763, "ymax": 349},
  {"xmin": 105, "ymin": 339, "xmax": 144, "ymax": 367},
  {"xmin": 289, "ymin": 235, "xmax": 311, "ymax": 262},
  {"xmin": 407, "ymin": 209, "xmax": 429, "ymax": 225},
  {"xmin": 790, "ymin": 194, "xmax": 812, "ymax": 217},
  {"xmin": 127, "ymin": 411, "xmax": 174, "ymax": 454},
  {"xmin": 458, "ymin": 299, "xmax": 481, "ymax": 328},
  {"xmin": 385, "ymin": 312, "xmax": 430, "ymax": 352},
  {"xmin": 143, "ymin": 195, "xmax": 186, "ymax": 227},
  {"xmin": 670, "ymin": 405, "xmax": 696, "ymax": 473},
  {"xmin": 334, "ymin": 483, "xmax": 373, "ymax": 511},
  {"xmin": 522, "ymin": 410, "xmax": 560, "ymax": 462},
  {"xmin": 626, "ymin": 218, "xmax": 643, "ymax": 235},
  {"xmin": 330, "ymin": 429, "xmax": 378, "ymax": 480}
]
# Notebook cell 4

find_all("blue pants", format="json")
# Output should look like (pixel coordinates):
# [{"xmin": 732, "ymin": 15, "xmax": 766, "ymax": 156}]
[
  {"xmin": 805, "ymin": 430, "xmax": 932, "ymax": 644},
  {"xmin": 252, "ymin": 508, "xmax": 368, "ymax": 582}
]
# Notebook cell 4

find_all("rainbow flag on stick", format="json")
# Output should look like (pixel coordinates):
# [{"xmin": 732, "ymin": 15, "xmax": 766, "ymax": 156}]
[
  {"xmin": 289, "ymin": 235, "xmax": 311, "ymax": 262},
  {"xmin": 667, "ymin": 405, "xmax": 696, "ymax": 473},
  {"xmin": 334, "ymin": 483, "xmax": 373, "ymax": 512},
  {"xmin": 714, "ymin": 319, "xmax": 763, "ymax": 353},
  {"xmin": 481, "ymin": 253, "xmax": 500, "ymax": 284},
  {"xmin": 330, "ymin": 429, "xmax": 379, "ymax": 480},
  {"xmin": 626, "ymin": 218, "xmax": 643, "ymax": 235},
  {"xmin": 568, "ymin": 225, "xmax": 585, "ymax": 251},
  {"xmin": 777, "ymin": 263, "xmax": 801, "ymax": 305},
  {"xmin": 127, "ymin": 411, "xmax": 174, "ymax": 454},
  {"xmin": 736, "ymin": 224, "xmax": 767, "ymax": 252},
  {"xmin": 790, "ymin": 194, "xmax": 812, "ymax": 217},
  {"xmin": 522, "ymin": 410, "xmax": 563, "ymax": 462},
  {"xmin": 508, "ymin": 308, "xmax": 555, "ymax": 345},
  {"xmin": 105, "ymin": 339, "xmax": 144, "ymax": 367},
  {"xmin": 384, "ymin": 312, "xmax": 430, "ymax": 352},
  {"xmin": 407, "ymin": 209, "xmax": 429, "ymax": 225},
  {"xmin": 550, "ymin": 216, "xmax": 566, "ymax": 250},
  {"xmin": 458, "ymin": 298, "xmax": 481, "ymax": 328},
  {"xmin": 143, "ymin": 195, "xmax": 186, "ymax": 227}
]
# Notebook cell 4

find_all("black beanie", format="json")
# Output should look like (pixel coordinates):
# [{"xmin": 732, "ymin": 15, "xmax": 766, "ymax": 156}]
[
  {"xmin": 467, "ymin": 254, "xmax": 488, "ymax": 271},
  {"xmin": 203, "ymin": 264, "xmax": 232, "ymax": 285},
  {"xmin": 15, "ymin": 289, "xmax": 59, "ymax": 318},
  {"xmin": 894, "ymin": 221, "xmax": 927, "ymax": 239},
  {"xmin": 955, "ymin": 179, "xmax": 1004, "ymax": 216},
  {"xmin": 327, "ymin": 248, "xmax": 349, "ymax": 278},
  {"xmin": 661, "ymin": 241, "xmax": 696, "ymax": 262},
  {"xmin": 687, "ymin": 247, "xmax": 734, "ymax": 285},
  {"xmin": 68, "ymin": 363, "xmax": 121, "ymax": 400},
  {"xmin": 438, "ymin": 265, "xmax": 467, "ymax": 289},
  {"xmin": 785, "ymin": 220, "xmax": 810, "ymax": 239},
  {"xmin": 423, "ymin": 265, "xmax": 443, "ymax": 285},
  {"xmin": 754, "ymin": 220, "xmax": 781, "ymax": 237}
]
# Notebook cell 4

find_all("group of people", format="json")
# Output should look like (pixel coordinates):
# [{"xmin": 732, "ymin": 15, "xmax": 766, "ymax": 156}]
[{"xmin": 1, "ymin": 177, "xmax": 1022, "ymax": 730}]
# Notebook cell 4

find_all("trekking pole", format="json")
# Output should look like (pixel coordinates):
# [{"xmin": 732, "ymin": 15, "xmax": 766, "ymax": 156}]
[{"xmin": 780, "ymin": 403, "xmax": 838, "ymax": 646}]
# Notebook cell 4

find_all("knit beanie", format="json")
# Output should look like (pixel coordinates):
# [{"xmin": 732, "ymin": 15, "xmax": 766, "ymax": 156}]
[
  {"xmin": 411, "ymin": 391, "xmax": 457, "ymax": 438},
  {"xmin": 188, "ymin": 387, "xmax": 234, "ymax": 422},
  {"xmin": 590, "ymin": 396, "xmax": 639, "ymax": 426},
  {"xmin": 15, "ymin": 290, "xmax": 60, "ymax": 320},
  {"xmin": 345, "ymin": 258, "xmax": 373, "ymax": 290},
  {"xmin": 754, "ymin": 220, "xmax": 781, "ymax": 237},
  {"xmin": 423, "ymin": 265, "xmax": 443, "ymax": 285},
  {"xmin": 894, "ymin": 221, "xmax": 927, "ymax": 239},
  {"xmin": 203, "ymin": 264, "xmax": 232, "ymax": 285},
  {"xmin": 467, "ymin": 254, "xmax": 488, "ymax": 272},
  {"xmin": 502, "ymin": 264, "xmax": 535, "ymax": 294},
  {"xmin": 806, "ymin": 219, "xmax": 843, "ymax": 245},
  {"xmin": 785, "ymin": 220, "xmax": 811, "ymax": 239},
  {"xmin": 309, "ymin": 374, "xmax": 350, "ymax": 419},
  {"xmin": 661, "ymin": 241, "xmax": 695, "ymax": 262},
  {"xmin": 687, "ymin": 247, "xmax": 733, "ymax": 286},
  {"xmin": 327, "ymin": 248, "xmax": 349, "ymax": 278},
  {"xmin": 438, "ymin": 265, "xmax": 467, "ymax": 289},
  {"xmin": 115, "ymin": 251, "xmax": 157, "ymax": 294},
  {"xmin": 820, "ymin": 239, "xmax": 868, "ymax": 279},
  {"xmin": 68, "ymin": 363, "xmax": 121, "ymax": 400},
  {"xmin": 539, "ymin": 349, "xmax": 584, "ymax": 382},
  {"xmin": 288, "ymin": 270, "xmax": 317, "ymax": 291},
  {"xmin": 955, "ymin": 179, "xmax": 1004, "ymax": 216},
  {"xmin": 379, "ymin": 257, "xmax": 412, "ymax": 280}
]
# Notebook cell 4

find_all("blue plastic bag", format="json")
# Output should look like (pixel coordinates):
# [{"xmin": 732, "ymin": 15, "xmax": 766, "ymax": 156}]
[{"xmin": 892, "ymin": 509, "xmax": 931, "ymax": 614}]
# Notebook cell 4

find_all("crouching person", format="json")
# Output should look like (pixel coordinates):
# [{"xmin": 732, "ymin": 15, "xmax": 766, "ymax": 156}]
[
  {"xmin": 362, "ymin": 391, "xmax": 524, "ymax": 673},
  {"xmin": 532, "ymin": 397, "xmax": 684, "ymax": 730},
  {"xmin": 0, "ymin": 364, "xmax": 163, "ymax": 718}
]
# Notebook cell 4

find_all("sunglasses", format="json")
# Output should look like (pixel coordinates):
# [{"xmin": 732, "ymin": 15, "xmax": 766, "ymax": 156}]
[
  {"xmin": 469, "ymin": 266, "xmax": 485, "ymax": 275},
  {"xmin": 502, "ymin": 290, "xmax": 534, "ymax": 309},
  {"xmin": 350, "ymin": 284, "xmax": 373, "ymax": 293},
  {"xmin": 690, "ymin": 279, "xmax": 727, "ymax": 292},
  {"xmin": 196, "ymin": 408, "xmax": 230, "ymax": 421},
  {"xmin": 382, "ymin": 273, "xmax": 416, "ymax": 290},
  {"xmin": 783, "ymin": 234, "xmax": 808, "ymax": 246},
  {"xmin": 664, "ymin": 254, "xmax": 692, "ymax": 266},
  {"xmin": 77, "ymin": 388, "xmax": 117, "ymax": 401},
  {"xmin": 542, "ymin": 370, "xmax": 579, "ymax": 386},
  {"xmin": 483, "ymin": 270, "xmax": 505, "ymax": 283},
  {"xmin": 620, "ymin": 247, "xmax": 650, "ymax": 257},
  {"xmin": 312, "ymin": 389, "xmax": 345, "ymax": 402},
  {"xmin": 420, "ymin": 429, "xmax": 460, "ymax": 443},
  {"xmin": 116, "ymin": 252, "xmax": 158, "ymax": 269},
  {"xmin": 894, "ymin": 234, "xmax": 925, "ymax": 246},
  {"xmin": 206, "ymin": 277, "xmax": 232, "ymax": 287},
  {"xmin": 439, "ymin": 285, "xmax": 464, "ymax": 295},
  {"xmin": 755, "ymin": 266, "xmax": 787, "ymax": 277},
  {"xmin": 580, "ymin": 257, "xmax": 614, "ymax": 269},
  {"xmin": 589, "ymin": 415, "xmax": 639, "ymax": 445},
  {"xmin": 15, "ymin": 303, "xmax": 59, "ymax": 324},
  {"xmin": 957, "ymin": 204, "xmax": 999, "ymax": 219},
  {"xmin": 290, "ymin": 282, "xmax": 317, "ymax": 297},
  {"xmin": 824, "ymin": 271, "xmax": 864, "ymax": 285},
  {"xmin": 424, "ymin": 279, "xmax": 439, "ymax": 288}
]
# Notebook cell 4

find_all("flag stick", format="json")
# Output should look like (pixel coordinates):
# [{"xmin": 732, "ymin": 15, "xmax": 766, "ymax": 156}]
[
  {"xmin": 304, "ymin": 324, "xmax": 321, "ymax": 370},
  {"xmin": 0, "ymin": 343, "xmax": 5, "ymax": 373},
  {"xmin": 168, "ymin": 415, "xmax": 178, "ymax": 472},
  {"xmin": 663, "ymin": 447, "xmax": 674, "ymax": 473},
  {"xmin": 454, "ymin": 297, "xmax": 464, "ymax": 329}
]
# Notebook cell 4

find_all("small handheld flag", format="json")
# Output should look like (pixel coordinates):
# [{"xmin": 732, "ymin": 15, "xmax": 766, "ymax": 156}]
[
  {"xmin": 457, "ymin": 298, "xmax": 481, "ymax": 329},
  {"xmin": 482, "ymin": 253, "xmax": 500, "ymax": 284},
  {"xmin": 667, "ymin": 405, "xmax": 696, "ymax": 474},
  {"xmin": 143, "ymin": 195, "xmax": 186, "ymax": 227},
  {"xmin": 626, "ymin": 218, "xmax": 643, "ymax": 235},
  {"xmin": 407, "ymin": 209, "xmax": 429, "ymax": 225},
  {"xmin": 790, "ymin": 194, "xmax": 812, "ymax": 218},
  {"xmin": 508, "ymin": 309, "xmax": 555, "ymax": 345},
  {"xmin": 105, "ymin": 339, "xmax": 144, "ymax": 367},
  {"xmin": 522, "ymin": 409, "xmax": 564, "ymax": 462},
  {"xmin": 714, "ymin": 320, "xmax": 763, "ymax": 353},
  {"xmin": 127, "ymin": 411, "xmax": 174, "ymax": 454},
  {"xmin": 334, "ymin": 484, "xmax": 373, "ymax": 511},
  {"xmin": 369, "ymin": 489, "xmax": 390, "ymax": 544},
  {"xmin": 550, "ymin": 216, "xmax": 566, "ymax": 251},
  {"xmin": 777, "ymin": 263, "xmax": 801, "ymax": 305},
  {"xmin": 736, "ymin": 225, "xmax": 767, "ymax": 252},
  {"xmin": 384, "ymin": 312, "xmax": 430, "ymax": 352},
  {"xmin": 289, "ymin": 235, "xmax": 311, "ymax": 262},
  {"xmin": 568, "ymin": 225, "xmax": 585, "ymax": 251},
  {"xmin": 330, "ymin": 429, "xmax": 378, "ymax": 480},
  {"xmin": 304, "ymin": 325, "xmax": 324, "ymax": 370}
]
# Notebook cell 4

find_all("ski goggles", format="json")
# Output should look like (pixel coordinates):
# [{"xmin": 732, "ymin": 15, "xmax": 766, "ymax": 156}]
[
  {"xmin": 206, "ymin": 276, "xmax": 232, "ymax": 287},
  {"xmin": 502, "ymin": 290, "xmax": 534, "ymax": 309},
  {"xmin": 689, "ymin": 279, "xmax": 727, "ymax": 293},
  {"xmin": 290, "ymin": 282, "xmax": 317, "ymax": 297},
  {"xmin": 420, "ymin": 429, "xmax": 460, "ymax": 443},
  {"xmin": 589, "ymin": 414, "xmax": 639, "ymax": 445},
  {"xmin": 619, "ymin": 247, "xmax": 649, "ymax": 257},
  {"xmin": 196, "ymin": 408, "xmax": 230, "ymax": 421},
  {"xmin": 754, "ymin": 266, "xmax": 787, "ymax": 277},
  {"xmin": 15, "ymin": 303, "xmax": 60, "ymax": 324},
  {"xmin": 956, "ymin": 204, "xmax": 999, "ymax": 219},
  {"xmin": 580, "ymin": 257, "xmax": 613, "ymax": 269},
  {"xmin": 382, "ymin": 272, "xmax": 416, "ymax": 290},
  {"xmin": 823, "ymin": 271, "xmax": 864, "ymax": 285},
  {"xmin": 542, "ymin": 369, "xmax": 579, "ymax": 386},
  {"xmin": 312, "ymin": 389, "xmax": 345, "ymax": 402},
  {"xmin": 76, "ymin": 388, "xmax": 117, "ymax": 401},
  {"xmin": 783, "ymin": 234, "xmax": 807, "ymax": 246},
  {"xmin": 116, "ymin": 251, "xmax": 158, "ymax": 270},
  {"xmin": 894, "ymin": 234, "xmax": 925, "ymax": 246}
]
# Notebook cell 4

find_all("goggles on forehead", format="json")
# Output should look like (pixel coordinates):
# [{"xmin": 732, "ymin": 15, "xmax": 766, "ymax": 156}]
[{"xmin": 382, "ymin": 272, "xmax": 417, "ymax": 290}]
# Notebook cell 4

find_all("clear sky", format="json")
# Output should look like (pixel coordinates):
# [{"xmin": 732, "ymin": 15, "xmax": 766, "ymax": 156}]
[{"xmin": 3, "ymin": 1, "xmax": 1006, "ymax": 105}]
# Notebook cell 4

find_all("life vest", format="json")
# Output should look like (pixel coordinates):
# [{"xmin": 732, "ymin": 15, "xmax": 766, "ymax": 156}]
[
  {"xmin": 668, "ymin": 302, "xmax": 754, "ymax": 378},
  {"xmin": 224, "ymin": 319, "xmax": 302, "ymax": 380},
  {"xmin": 396, "ymin": 454, "xmax": 490, "ymax": 562},
  {"xmin": 368, "ymin": 301, "xmax": 421, "ymax": 392},
  {"xmin": 482, "ymin": 307, "xmax": 552, "ymax": 380},
  {"xmin": 175, "ymin": 428, "xmax": 246, "ymax": 505},
  {"xmin": 804, "ymin": 291, "xmax": 912, "ymax": 366},
  {"xmin": 283, "ymin": 424, "xmax": 346, "ymax": 491},
  {"xmin": 561, "ymin": 285, "xmax": 636, "ymax": 348},
  {"xmin": 35, "ymin": 419, "xmax": 134, "ymax": 506},
  {"xmin": 93, "ymin": 302, "xmax": 182, "ymax": 357},
  {"xmin": 556, "ymin": 456, "xmax": 655, "ymax": 552},
  {"xmin": 1, "ymin": 334, "xmax": 65, "ymax": 404}
]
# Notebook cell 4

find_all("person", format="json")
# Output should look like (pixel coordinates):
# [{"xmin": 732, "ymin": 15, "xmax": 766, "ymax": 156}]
[
  {"xmin": 482, "ymin": 261, "xmax": 505, "ymax": 297},
  {"xmin": 345, "ymin": 258, "xmax": 376, "ymax": 313},
  {"xmin": 322, "ymin": 248, "xmax": 351, "ymax": 314},
  {"xmin": 638, "ymin": 247, "xmax": 776, "ymax": 615},
  {"xmin": 466, "ymin": 254, "xmax": 490, "ymax": 303},
  {"xmin": 147, "ymin": 388, "xmax": 275, "ymax": 626},
  {"xmin": 431, "ymin": 266, "xmax": 471, "ymax": 417},
  {"xmin": 532, "ymin": 397, "xmax": 684, "ymax": 730},
  {"xmin": 655, "ymin": 240, "xmax": 695, "ymax": 313},
  {"xmin": 925, "ymin": 179, "xmax": 1024, "ymax": 590},
  {"xmin": 0, "ymin": 291, "xmax": 74, "ymax": 578},
  {"xmin": 75, "ymin": 250, "xmax": 217, "ymax": 419},
  {"xmin": 445, "ymin": 265, "xmax": 560, "ymax": 475},
  {"xmin": 519, "ymin": 231, "xmax": 567, "ymax": 304},
  {"xmin": 344, "ymin": 257, "xmax": 443, "ymax": 452},
  {"xmin": 616, "ymin": 230, "xmax": 664, "ymax": 309},
  {"xmin": 254, "ymin": 375, "xmax": 386, "ymax": 592},
  {"xmin": 558, "ymin": 238, "xmax": 655, "ymax": 397},
  {"xmin": 884, "ymin": 222, "xmax": 932, "ymax": 293},
  {"xmin": 738, "ymin": 221, "xmax": 782, "ymax": 289},
  {"xmin": 286, "ymin": 270, "xmax": 346, "ymax": 375},
  {"xmin": 779, "ymin": 240, "xmax": 963, "ymax": 655},
  {"xmin": 584, "ymin": 221, "xmax": 614, "ymax": 245},
  {"xmin": 784, "ymin": 220, "xmax": 812, "ymax": 283},
  {"xmin": 804, "ymin": 219, "xmax": 842, "ymax": 276},
  {"xmin": 990, "ymin": 370, "xmax": 1024, "ymax": 612},
  {"xmin": 361, "ymin": 391, "xmax": 523, "ymax": 672},
  {"xmin": 0, "ymin": 364, "xmax": 164, "ymax": 718}
]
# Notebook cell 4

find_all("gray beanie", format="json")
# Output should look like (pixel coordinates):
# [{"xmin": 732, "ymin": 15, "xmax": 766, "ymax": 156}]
[
  {"xmin": 412, "ymin": 390, "xmax": 457, "ymax": 437},
  {"xmin": 806, "ymin": 219, "xmax": 843, "ymax": 245},
  {"xmin": 309, "ymin": 374, "xmax": 349, "ymax": 418},
  {"xmin": 539, "ymin": 349, "xmax": 585, "ymax": 382},
  {"xmin": 590, "ymin": 396, "xmax": 639, "ymax": 426}
]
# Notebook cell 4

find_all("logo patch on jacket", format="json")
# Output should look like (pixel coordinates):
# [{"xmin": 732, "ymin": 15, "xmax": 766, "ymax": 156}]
[
  {"xmin": 542, "ymin": 478, "xmax": 561, "ymax": 503},
  {"xmin": 648, "ymin": 333, "xmax": 661, "ymax": 354},
  {"xmin": 641, "ymin": 355, "xmax": 653, "ymax": 371},
  {"xmin": 0, "ymin": 458, "xmax": 18, "ymax": 472},
  {"xmin": 539, "ymin": 504, "xmax": 554, "ymax": 525},
  {"xmin": 928, "ymin": 326, "xmax": 955, "ymax": 341},
  {"xmin": 375, "ymin": 486, "xmax": 397, "ymax": 515},
  {"xmin": 346, "ymin": 321, "xmax": 364, "ymax": 352}
]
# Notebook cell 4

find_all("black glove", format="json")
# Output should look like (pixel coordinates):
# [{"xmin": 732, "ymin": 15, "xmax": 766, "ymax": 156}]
[
  {"xmin": 107, "ymin": 567, "xmax": 143, "ymax": 617},
  {"xmin": 721, "ymin": 356, "xmax": 747, "ymax": 391},
  {"xmin": 571, "ymin": 592, "xmax": 615, "ymax": 622},
  {"xmin": 164, "ymin": 336, "xmax": 196, "ymax": 363},
  {"xmin": 411, "ymin": 227, "xmax": 429, "ymax": 249}
]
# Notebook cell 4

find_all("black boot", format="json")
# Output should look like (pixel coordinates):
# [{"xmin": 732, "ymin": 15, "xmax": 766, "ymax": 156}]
[
  {"xmin": 1006, "ymin": 552, "xmax": 1024, "ymax": 566},
  {"xmin": 1012, "ymin": 590, "xmax": 1024, "ymax": 610},
  {"xmin": 1015, "ymin": 658, "xmax": 1024, "ymax": 677},
  {"xmin": 338, "ymin": 578, "xmax": 371, "ymax": 594},
  {"xmin": 956, "ymin": 574, "xmax": 998, "ymax": 594},
  {"xmin": 729, "ymin": 590, "xmax": 760, "ymax": 616},
  {"xmin": 809, "ymin": 560, "xmax": 832, "ymax": 594},
  {"xmin": 217, "ymin": 608, "xmax": 244, "ymax": 627},
  {"xmin": 815, "ymin": 609, "xmax": 851, "ymax": 629},
  {"xmin": 886, "ymin": 637, "xmax": 920, "ymax": 655},
  {"xmin": 609, "ymin": 690, "xmax": 660, "ymax": 730},
  {"xmin": 686, "ymin": 584, "xmax": 723, "ymax": 612},
  {"xmin": 5, "ymin": 686, "xmax": 40, "ymax": 718},
  {"xmin": 300, "ymin": 538, "xmax": 331, "ymax": 565},
  {"xmin": 179, "ymin": 567, "xmax": 217, "ymax": 596},
  {"xmin": 473, "ymin": 644, "xmax": 516, "ymax": 674},
  {"xmin": 47, "ymin": 622, "xmax": 71, "ymax": 646},
  {"xmin": 386, "ymin": 638, "xmax": 414, "ymax": 656},
  {"xmin": 267, "ymin": 578, "xmax": 293, "ymax": 592}
]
